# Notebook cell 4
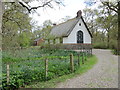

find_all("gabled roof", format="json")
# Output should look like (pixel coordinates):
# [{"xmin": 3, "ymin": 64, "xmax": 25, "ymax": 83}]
[
  {"xmin": 50, "ymin": 16, "xmax": 92, "ymax": 38},
  {"xmin": 81, "ymin": 16, "xmax": 92, "ymax": 38}
]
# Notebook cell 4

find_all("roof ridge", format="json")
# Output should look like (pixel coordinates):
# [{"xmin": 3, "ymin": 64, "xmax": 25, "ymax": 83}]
[
  {"xmin": 50, "ymin": 17, "xmax": 82, "ymax": 38},
  {"xmin": 53, "ymin": 17, "xmax": 76, "ymax": 27}
]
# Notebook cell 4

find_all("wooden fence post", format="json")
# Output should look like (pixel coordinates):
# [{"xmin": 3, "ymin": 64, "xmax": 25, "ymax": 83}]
[
  {"xmin": 85, "ymin": 49, "xmax": 87, "ymax": 61},
  {"xmin": 7, "ymin": 64, "xmax": 10, "ymax": 84},
  {"xmin": 78, "ymin": 53, "xmax": 80, "ymax": 66},
  {"xmin": 90, "ymin": 48, "xmax": 91, "ymax": 56},
  {"xmin": 48, "ymin": 39, "xmax": 50, "ymax": 44},
  {"xmin": 53, "ymin": 39, "xmax": 56, "ymax": 44},
  {"xmin": 82, "ymin": 53, "xmax": 84, "ymax": 64},
  {"xmin": 45, "ymin": 59, "xmax": 48, "ymax": 80},
  {"xmin": 86, "ymin": 49, "xmax": 88, "ymax": 61},
  {"xmin": 91, "ymin": 48, "xmax": 92, "ymax": 56},
  {"xmin": 70, "ymin": 53, "xmax": 74, "ymax": 72},
  {"xmin": 86, "ymin": 50, "xmax": 88, "ymax": 57}
]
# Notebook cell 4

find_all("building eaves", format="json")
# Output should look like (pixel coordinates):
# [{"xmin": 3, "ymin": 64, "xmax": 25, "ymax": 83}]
[{"xmin": 81, "ymin": 16, "xmax": 93, "ymax": 38}]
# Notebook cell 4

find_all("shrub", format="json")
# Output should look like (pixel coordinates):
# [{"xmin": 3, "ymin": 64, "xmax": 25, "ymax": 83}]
[{"xmin": 93, "ymin": 43, "xmax": 107, "ymax": 49}]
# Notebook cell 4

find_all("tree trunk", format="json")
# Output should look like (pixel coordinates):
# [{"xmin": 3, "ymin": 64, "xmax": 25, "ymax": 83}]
[
  {"xmin": 101, "ymin": 31, "xmax": 105, "ymax": 43},
  {"xmin": 107, "ymin": 31, "xmax": 110, "ymax": 48},
  {"xmin": 0, "ymin": 1, "xmax": 4, "ymax": 86},
  {"xmin": 118, "ymin": 1, "xmax": 120, "ymax": 55},
  {"xmin": 0, "ymin": 1, "xmax": 4, "ymax": 51}
]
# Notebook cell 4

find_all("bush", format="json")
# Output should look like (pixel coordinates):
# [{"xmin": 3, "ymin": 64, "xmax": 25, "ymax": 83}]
[{"xmin": 93, "ymin": 43, "xmax": 108, "ymax": 49}]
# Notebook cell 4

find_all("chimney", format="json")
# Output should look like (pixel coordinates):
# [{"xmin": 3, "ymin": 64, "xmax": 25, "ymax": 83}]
[
  {"xmin": 53, "ymin": 23, "xmax": 56, "ymax": 26},
  {"xmin": 76, "ymin": 10, "xmax": 82, "ymax": 18}
]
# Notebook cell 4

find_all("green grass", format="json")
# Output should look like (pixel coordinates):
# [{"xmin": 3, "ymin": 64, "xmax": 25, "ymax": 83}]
[
  {"xmin": 25, "ymin": 55, "xmax": 98, "ymax": 88},
  {"xmin": 2, "ymin": 48, "xmax": 79, "ymax": 63},
  {"xmin": 2, "ymin": 48, "xmax": 96, "ymax": 89}
]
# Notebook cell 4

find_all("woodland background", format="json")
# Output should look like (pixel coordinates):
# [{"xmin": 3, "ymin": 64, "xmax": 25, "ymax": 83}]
[{"xmin": 1, "ymin": 0, "xmax": 119, "ymax": 54}]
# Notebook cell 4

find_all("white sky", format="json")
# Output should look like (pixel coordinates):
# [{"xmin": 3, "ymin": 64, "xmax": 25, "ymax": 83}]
[{"xmin": 29, "ymin": 0, "xmax": 100, "ymax": 26}]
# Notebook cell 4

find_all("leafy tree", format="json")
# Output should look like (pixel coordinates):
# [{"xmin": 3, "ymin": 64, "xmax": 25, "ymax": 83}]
[
  {"xmin": 96, "ymin": 10, "xmax": 117, "ymax": 48},
  {"xmin": 1, "ymin": 0, "xmax": 64, "ymax": 49},
  {"xmin": 43, "ymin": 20, "xmax": 53, "ymax": 28},
  {"xmin": 2, "ymin": 2, "xmax": 32, "ymax": 49},
  {"xmin": 99, "ymin": 0, "xmax": 119, "ymax": 54},
  {"xmin": 100, "ymin": 1, "xmax": 118, "ymax": 13},
  {"xmin": 83, "ymin": 8, "xmax": 98, "ymax": 35},
  {"xmin": 33, "ymin": 20, "xmax": 53, "ymax": 40},
  {"xmin": 83, "ymin": 1, "xmax": 118, "ymax": 53},
  {"xmin": 18, "ymin": 31, "xmax": 31, "ymax": 47}
]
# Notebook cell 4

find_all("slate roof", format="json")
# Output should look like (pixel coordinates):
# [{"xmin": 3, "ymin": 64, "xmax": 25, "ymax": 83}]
[{"xmin": 50, "ymin": 16, "xmax": 92, "ymax": 38}]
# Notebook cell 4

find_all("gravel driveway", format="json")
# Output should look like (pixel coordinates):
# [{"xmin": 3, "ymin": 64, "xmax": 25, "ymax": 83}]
[{"xmin": 56, "ymin": 49, "xmax": 118, "ymax": 88}]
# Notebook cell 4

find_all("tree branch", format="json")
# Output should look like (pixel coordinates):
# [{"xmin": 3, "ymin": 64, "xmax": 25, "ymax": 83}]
[
  {"xmin": 19, "ymin": 0, "xmax": 54, "ymax": 13},
  {"xmin": 101, "ymin": 1, "xmax": 118, "ymax": 13},
  {"xmin": 19, "ymin": 2, "xmax": 30, "ymax": 13}
]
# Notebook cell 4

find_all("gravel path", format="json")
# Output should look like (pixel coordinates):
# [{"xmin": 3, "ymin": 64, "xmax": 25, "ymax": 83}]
[{"xmin": 56, "ymin": 49, "xmax": 118, "ymax": 88}]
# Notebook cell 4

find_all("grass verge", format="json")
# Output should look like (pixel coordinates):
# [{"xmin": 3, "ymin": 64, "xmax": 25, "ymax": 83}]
[
  {"xmin": 111, "ymin": 49, "xmax": 120, "ymax": 55},
  {"xmin": 25, "ymin": 55, "xmax": 98, "ymax": 88}
]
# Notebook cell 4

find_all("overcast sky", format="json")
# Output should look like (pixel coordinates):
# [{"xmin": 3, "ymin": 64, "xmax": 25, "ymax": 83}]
[{"xmin": 29, "ymin": 0, "xmax": 100, "ymax": 26}]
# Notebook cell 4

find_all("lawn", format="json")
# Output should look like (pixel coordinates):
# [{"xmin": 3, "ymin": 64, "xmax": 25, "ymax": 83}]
[{"xmin": 2, "ymin": 47, "xmax": 97, "ymax": 89}]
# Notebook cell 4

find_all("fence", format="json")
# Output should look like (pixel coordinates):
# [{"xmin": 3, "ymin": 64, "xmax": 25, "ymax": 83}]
[
  {"xmin": 2, "ymin": 53, "xmax": 91, "ymax": 88},
  {"xmin": 42, "ymin": 43, "xmax": 92, "ymax": 55},
  {"xmin": 2, "ymin": 49, "xmax": 91, "ymax": 87}
]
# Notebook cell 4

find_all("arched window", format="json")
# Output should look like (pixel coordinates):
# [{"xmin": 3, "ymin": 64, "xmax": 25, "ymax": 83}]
[{"xmin": 77, "ymin": 30, "xmax": 83, "ymax": 43}]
